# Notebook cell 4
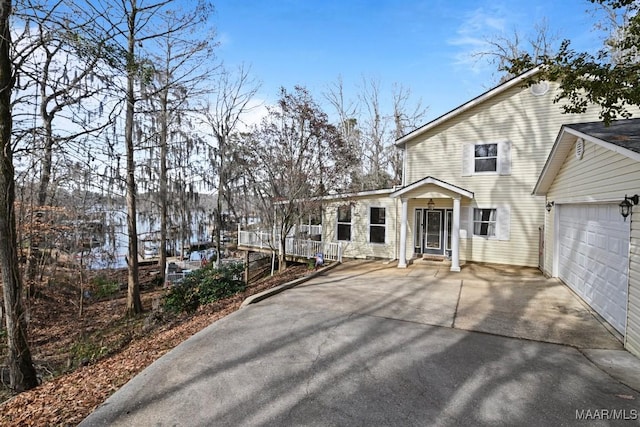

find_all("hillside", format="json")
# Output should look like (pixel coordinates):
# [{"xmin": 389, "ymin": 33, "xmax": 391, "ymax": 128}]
[{"xmin": 0, "ymin": 262, "xmax": 310, "ymax": 426}]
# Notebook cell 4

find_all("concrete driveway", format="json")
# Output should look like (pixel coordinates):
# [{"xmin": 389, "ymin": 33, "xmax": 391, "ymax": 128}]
[{"xmin": 81, "ymin": 261, "xmax": 640, "ymax": 426}]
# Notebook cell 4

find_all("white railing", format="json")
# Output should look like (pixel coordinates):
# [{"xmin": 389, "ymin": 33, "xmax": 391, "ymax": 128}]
[
  {"xmin": 285, "ymin": 237, "xmax": 342, "ymax": 262},
  {"xmin": 238, "ymin": 229, "xmax": 342, "ymax": 262},
  {"xmin": 238, "ymin": 230, "xmax": 276, "ymax": 249},
  {"xmin": 299, "ymin": 224, "xmax": 322, "ymax": 235}
]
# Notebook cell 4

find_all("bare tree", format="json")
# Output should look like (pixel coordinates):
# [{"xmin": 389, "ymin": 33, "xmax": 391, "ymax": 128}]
[
  {"xmin": 246, "ymin": 86, "xmax": 348, "ymax": 271},
  {"xmin": 506, "ymin": 1, "xmax": 640, "ymax": 125},
  {"xmin": 138, "ymin": 3, "xmax": 216, "ymax": 282},
  {"xmin": 324, "ymin": 76, "xmax": 363, "ymax": 190},
  {"xmin": 77, "ymin": 0, "xmax": 214, "ymax": 315},
  {"xmin": 11, "ymin": 2, "xmax": 116, "ymax": 285},
  {"xmin": 199, "ymin": 64, "xmax": 260, "ymax": 266},
  {"xmin": 359, "ymin": 77, "xmax": 392, "ymax": 189},
  {"xmin": 325, "ymin": 76, "xmax": 426, "ymax": 191},
  {"xmin": 390, "ymin": 83, "xmax": 428, "ymax": 183},
  {"xmin": 472, "ymin": 19, "xmax": 560, "ymax": 83},
  {"xmin": 588, "ymin": 0, "xmax": 639, "ymax": 65},
  {"xmin": 0, "ymin": 0, "xmax": 39, "ymax": 392}
]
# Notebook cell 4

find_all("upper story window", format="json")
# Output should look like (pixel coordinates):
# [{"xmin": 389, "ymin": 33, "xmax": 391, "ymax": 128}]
[
  {"xmin": 462, "ymin": 141, "xmax": 511, "ymax": 176},
  {"xmin": 336, "ymin": 205, "xmax": 352, "ymax": 241},
  {"xmin": 474, "ymin": 144, "xmax": 497, "ymax": 172},
  {"xmin": 369, "ymin": 207, "xmax": 386, "ymax": 243}
]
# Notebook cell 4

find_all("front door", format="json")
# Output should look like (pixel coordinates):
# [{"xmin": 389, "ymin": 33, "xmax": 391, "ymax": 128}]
[{"xmin": 414, "ymin": 209, "xmax": 445, "ymax": 255}]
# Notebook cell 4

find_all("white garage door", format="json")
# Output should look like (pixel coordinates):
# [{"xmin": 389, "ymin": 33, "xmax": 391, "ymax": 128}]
[{"xmin": 557, "ymin": 204, "xmax": 629, "ymax": 334}]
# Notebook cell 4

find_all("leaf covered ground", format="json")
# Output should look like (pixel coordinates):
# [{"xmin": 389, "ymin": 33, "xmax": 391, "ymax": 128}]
[{"xmin": 0, "ymin": 262, "xmax": 311, "ymax": 426}]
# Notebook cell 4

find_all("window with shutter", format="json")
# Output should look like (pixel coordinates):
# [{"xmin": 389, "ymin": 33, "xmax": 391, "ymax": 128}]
[
  {"xmin": 474, "ymin": 144, "xmax": 498, "ymax": 172},
  {"xmin": 468, "ymin": 206, "xmax": 510, "ymax": 240},
  {"xmin": 462, "ymin": 141, "xmax": 511, "ymax": 176},
  {"xmin": 473, "ymin": 208, "xmax": 496, "ymax": 237}
]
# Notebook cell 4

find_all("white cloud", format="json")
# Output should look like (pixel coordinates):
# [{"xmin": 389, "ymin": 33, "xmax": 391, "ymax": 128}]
[
  {"xmin": 218, "ymin": 32, "xmax": 232, "ymax": 49},
  {"xmin": 447, "ymin": 5, "xmax": 513, "ymax": 74},
  {"xmin": 237, "ymin": 97, "xmax": 270, "ymax": 131}
]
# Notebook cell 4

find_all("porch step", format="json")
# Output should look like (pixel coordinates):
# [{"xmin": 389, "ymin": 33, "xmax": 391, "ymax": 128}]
[{"xmin": 420, "ymin": 255, "xmax": 451, "ymax": 265}]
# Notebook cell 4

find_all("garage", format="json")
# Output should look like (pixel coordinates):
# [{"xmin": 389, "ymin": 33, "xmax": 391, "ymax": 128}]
[
  {"xmin": 557, "ymin": 204, "xmax": 629, "ymax": 334},
  {"xmin": 535, "ymin": 118, "xmax": 640, "ymax": 357}
]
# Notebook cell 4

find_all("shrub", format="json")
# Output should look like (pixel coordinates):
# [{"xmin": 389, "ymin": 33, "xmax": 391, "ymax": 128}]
[
  {"xmin": 91, "ymin": 275, "xmax": 120, "ymax": 299},
  {"xmin": 69, "ymin": 336, "xmax": 109, "ymax": 367},
  {"xmin": 163, "ymin": 262, "xmax": 246, "ymax": 313}
]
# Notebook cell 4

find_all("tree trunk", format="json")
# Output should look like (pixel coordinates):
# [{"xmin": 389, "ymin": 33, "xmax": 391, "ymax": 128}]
[
  {"xmin": 125, "ymin": 4, "xmax": 142, "ymax": 315},
  {"xmin": 278, "ymin": 232, "xmax": 287, "ymax": 272},
  {"xmin": 25, "ymin": 116, "xmax": 53, "ymax": 289},
  {"xmin": 215, "ymin": 136, "xmax": 224, "ymax": 268},
  {"xmin": 0, "ymin": 0, "xmax": 38, "ymax": 392},
  {"xmin": 158, "ymin": 91, "xmax": 168, "ymax": 284}
]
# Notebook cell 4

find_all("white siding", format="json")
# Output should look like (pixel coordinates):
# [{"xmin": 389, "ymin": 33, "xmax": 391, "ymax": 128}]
[
  {"xmin": 404, "ymin": 82, "xmax": 605, "ymax": 266},
  {"xmin": 544, "ymin": 138, "xmax": 640, "ymax": 354},
  {"xmin": 628, "ymin": 206, "xmax": 640, "ymax": 357},
  {"xmin": 547, "ymin": 140, "xmax": 640, "ymax": 201},
  {"xmin": 322, "ymin": 196, "xmax": 398, "ymax": 260}
]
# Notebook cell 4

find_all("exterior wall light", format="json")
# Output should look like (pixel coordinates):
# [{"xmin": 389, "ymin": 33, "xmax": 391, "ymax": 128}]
[
  {"xmin": 619, "ymin": 194, "xmax": 639, "ymax": 221},
  {"xmin": 545, "ymin": 201, "xmax": 554, "ymax": 212},
  {"xmin": 427, "ymin": 198, "xmax": 435, "ymax": 211}
]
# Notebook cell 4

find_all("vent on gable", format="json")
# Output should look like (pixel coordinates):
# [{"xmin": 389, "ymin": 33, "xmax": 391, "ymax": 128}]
[
  {"xmin": 575, "ymin": 138, "xmax": 585, "ymax": 160},
  {"xmin": 530, "ymin": 81, "xmax": 549, "ymax": 96}
]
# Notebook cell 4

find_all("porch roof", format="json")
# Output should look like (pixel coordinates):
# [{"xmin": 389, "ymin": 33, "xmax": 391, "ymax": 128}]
[{"xmin": 390, "ymin": 176, "xmax": 474, "ymax": 199}]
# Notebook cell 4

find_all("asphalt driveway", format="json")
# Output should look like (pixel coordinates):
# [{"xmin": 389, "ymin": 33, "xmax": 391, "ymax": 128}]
[{"xmin": 81, "ymin": 261, "xmax": 640, "ymax": 426}]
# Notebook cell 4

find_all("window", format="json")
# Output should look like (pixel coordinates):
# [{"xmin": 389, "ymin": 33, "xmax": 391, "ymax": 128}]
[
  {"xmin": 474, "ymin": 143, "xmax": 497, "ymax": 172},
  {"xmin": 461, "ymin": 206, "xmax": 510, "ymax": 241},
  {"xmin": 473, "ymin": 209, "xmax": 496, "ymax": 237},
  {"xmin": 462, "ymin": 141, "xmax": 511, "ymax": 176},
  {"xmin": 370, "ymin": 207, "xmax": 386, "ymax": 243},
  {"xmin": 337, "ymin": 205, "xmax": 351, "ymax": 241}
]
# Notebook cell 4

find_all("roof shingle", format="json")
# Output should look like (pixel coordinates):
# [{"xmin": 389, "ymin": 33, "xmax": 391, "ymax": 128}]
[{"xmin": 566, "ymin": 118, "xmax": 640, "ymax": 154}]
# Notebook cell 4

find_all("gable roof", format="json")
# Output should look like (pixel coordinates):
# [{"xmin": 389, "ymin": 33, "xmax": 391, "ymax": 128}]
[
  {"xmin": 390, "ymin": 176, "xmax": 474, "ymax": 199},
  {"xmin": 395, "ymin": 66, "xmax": 543, "ymax": 147},
  {"xmin": 565, "ymin": 119, "xmax": 640, "ymax": 155},
  {"xmin": 534, "ymin": 118, "xmax": 640, "ymax": 195}
]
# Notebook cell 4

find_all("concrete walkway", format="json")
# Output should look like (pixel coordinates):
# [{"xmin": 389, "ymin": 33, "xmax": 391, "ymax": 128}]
[{"xmin": 81, "ymin": 260, "xmax": 640, "ymax": 426}]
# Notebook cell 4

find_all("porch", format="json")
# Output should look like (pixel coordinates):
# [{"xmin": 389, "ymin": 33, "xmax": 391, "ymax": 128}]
[
  {"xmin": 237, "ymin": 228, "xmax": 343, "ymax": 263},
  {"xmin": 390, "ymin": 176, "xmax": 475, "ymax": 272}
]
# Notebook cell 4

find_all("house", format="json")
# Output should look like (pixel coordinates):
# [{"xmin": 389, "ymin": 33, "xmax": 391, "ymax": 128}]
[
  {"xmin": 321, "ymin": 67, "xmax": 608, "ymax": 271},
  {"xmin": 534, "ymin": 118, "xmax": 640, "ymax": 357}
]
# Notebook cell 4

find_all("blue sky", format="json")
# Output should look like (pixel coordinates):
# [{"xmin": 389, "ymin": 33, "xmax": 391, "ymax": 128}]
[{"xmin": 211, "ymin": 0, "xmax": 607, "ymax": 122}]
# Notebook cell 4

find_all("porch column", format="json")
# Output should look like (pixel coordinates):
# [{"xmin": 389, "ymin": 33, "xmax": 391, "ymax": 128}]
[
  {"xmin": 451, "ymin": 197, "xmax": 461, "ymax": 272},
  {"xmin": 398, "ymin": 198, "xmax": 408, "ymax": 268}
]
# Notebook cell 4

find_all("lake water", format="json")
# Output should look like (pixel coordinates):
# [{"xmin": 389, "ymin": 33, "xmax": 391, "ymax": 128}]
[{"xmin": 78, "ymin": 210, "xmax": 211, "ymax": 270}]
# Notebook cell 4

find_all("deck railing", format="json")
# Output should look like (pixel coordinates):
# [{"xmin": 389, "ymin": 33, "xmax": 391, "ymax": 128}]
[
  {"xmin": 238, "ymin": 230, "xmax": 275, "ymax": 249},
  {"xmin": 238, "ymin": 229, "xmax": 342, "ymax": 262},
  {"xmin": 299, "ymin": 224, "xmax": 322, "ymax": 235}
]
